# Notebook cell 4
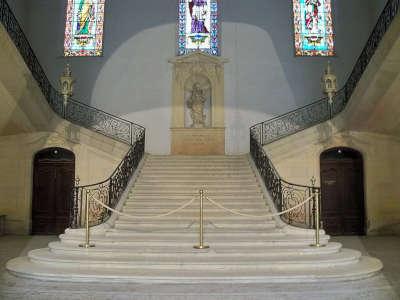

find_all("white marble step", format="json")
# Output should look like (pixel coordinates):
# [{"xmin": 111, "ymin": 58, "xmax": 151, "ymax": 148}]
[
  {"xmin": 122, "ymin": 202, "xmax": 267, "ymax": 208},
  {"xmin": 7, "ymin": 256, "xmax": 382, "ymax": 283},
  {"xmin": 147, "ymin": 156, "xmax": 246, "ymax": 161},
  {"xmin": 103, "ymin": 230, "xmax": 284, "ymax": 240},
  {"xmin": 126, "ymin": 194, "xmax": 265, "ymax": 201},
  {"xmin": 130, "ymin": 191, "xmax": 263, "ymax": 197},
  {"xmin": 115, "ymin": 216, "xmax": 274, "ymax": 223},
  {"xmin": 116, "ymin": 213, "xmax": 271, "ymax": 220},
  {"xmin": 132, "ymin": 184, "xmax": 259, "ymax": 191},
  {"xmin": 59, "ymin": 235, "xmax": 329, "ymax": 247},
  {"xmin": 48, "ymin": 241, "xmax": 342, "ymax": 256},
  {"xmin": 138, "ymin": 175, "xmax": 257, "ymax": 181},
  {"xmin": 143, "ymin": 164, "xmax": 251, "ymax": 169},
  {"xmin": 144, "ymin": 160, "xmax": 249, "ymax": 165},
  {"xmin": 136, "ymin": 179, "xmax": 257, "ymax": 185},
  {"xmin": 6, "ymin": 154, "xmax": 383, "ymax": 283},
  {"xmin": 121, "ymin": 207, "xmax": 270, "ymax": 214},
  {"xmin": 139, "ymin": 169, "xmax": 254, "ymax": 174},
  {"xmin": 113, "ymin": 223, "xmax": 278, "ymax": 231},
  {"xmin": 27, "ymin": 248, "xmax": 362, "ymax": 269},
  {"xmin": 114, "ymin": 218, "xmax": 275, "ymax": 226}
]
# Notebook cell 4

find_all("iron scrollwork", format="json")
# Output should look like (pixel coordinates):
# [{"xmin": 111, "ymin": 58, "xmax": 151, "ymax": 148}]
[
  {"xmin": 250, "ymin": 0, "xmax": 399, "ymax": 228},
  {"xmin": 253, "ymin": 0, "xmax": 400, "ymax": 146},
  {"xmin": 250, "ymin": 127, "xmax": 319, "ymax": 229},
  {"xmin": 0, "ymin": 0, "xmax": 146, "ymax": 229},
  {"xmin": 71, "ymin": 132, "xmax": 145, "ymax": 228}
]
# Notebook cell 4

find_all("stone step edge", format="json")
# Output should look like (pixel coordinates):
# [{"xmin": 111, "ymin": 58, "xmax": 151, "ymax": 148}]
[
  {"xmin": 28, "ymin": 248, "xmax": 361, "ymax": 266},
  {"xmin": 6, "ymin": 256, "xmax": 383, "ymax": 283},
  {"xmin": 48, "ymin": 241, "xmax": 342, "ymax": 252}
]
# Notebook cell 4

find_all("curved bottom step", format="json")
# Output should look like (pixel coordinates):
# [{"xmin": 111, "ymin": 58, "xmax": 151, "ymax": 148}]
[{"xmin": 6, "ymin": 256, "xmax": 382, "ymax": 283}]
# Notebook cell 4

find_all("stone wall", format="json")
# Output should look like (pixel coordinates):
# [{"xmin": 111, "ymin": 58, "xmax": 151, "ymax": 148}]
[
  {"xmin": 265, "ymin": 125, "xmax": 400, "ymax": 234},
  {"xmin": 6, "ymin": 0, "xmax": 387, "ymax": 154},
  {"xmin": 0, "ymin": 22, "xmax": 129, "ymax": 234}
]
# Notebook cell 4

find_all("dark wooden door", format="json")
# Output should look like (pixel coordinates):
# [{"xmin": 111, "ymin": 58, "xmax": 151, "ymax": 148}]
[
  {"xmin": 320, "ymin": 148, "xmax": 365, "ymax": 236},
  {"xmin": 32, "ymin": 148, "xmax": 75, "ymax": 235}
]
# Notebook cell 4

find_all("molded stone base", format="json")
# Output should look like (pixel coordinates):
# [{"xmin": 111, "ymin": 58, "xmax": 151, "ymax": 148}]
[{"xmin": 171, "ymin": 128, "xmax": 225, "ymax": 155}]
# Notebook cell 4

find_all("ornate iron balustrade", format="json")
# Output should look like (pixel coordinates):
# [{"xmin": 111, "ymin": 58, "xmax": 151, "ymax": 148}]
[
  {"xmin": 250, "ymin": 130, "xmax": 319, "ymax": 229},
  {"xmin": 71, "ymin": 132, "xmax": 145, "ymax": 228},
  {"xmin": 0, "ymin": 0, "xmax": 146, "ymax": 228},
  {"xmin": 250, "ymin": 0, "xmax": 399, "ymax": 228},
  {"xmin": 253, "ymin": 0, "xmax": 399, "ymax": 146},
  {"xmin": 0, "ymin": 0, "xmax": 142, "ymax": 145}
]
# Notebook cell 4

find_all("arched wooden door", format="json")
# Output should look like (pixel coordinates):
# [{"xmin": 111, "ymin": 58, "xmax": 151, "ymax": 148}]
[
  {"xmin": 320, "ymin": 148, "xmax": 365, "ymax": 236},
  {"xmin": 32, "ymin": 148, "xmax": 75, "ymax": 235}
]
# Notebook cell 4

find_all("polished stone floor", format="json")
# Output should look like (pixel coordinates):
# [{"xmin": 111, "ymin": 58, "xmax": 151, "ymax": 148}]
[{"xmin": 0, "ymin": 235, "xmax": 399, "ymax": 300}]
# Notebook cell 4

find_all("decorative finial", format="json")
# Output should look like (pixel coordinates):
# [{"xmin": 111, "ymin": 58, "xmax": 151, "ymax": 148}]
[
  {"xmin": 311, "ymin": 176, "xmax": 316, "ymax": 187},
  {"xmin": 322, "ymin": 61, "xmax": 338, "ymax": 117},
  {"xmin": 59, "ymin": 63, "xmax": 75, "ymax": 116},
  {"xmin": 63, "ymin": 63, "xmax": 72, "ymax": 77},
  {"xmin": 325, "ymin": 61, "xmax": 332, "ymax": 74}
]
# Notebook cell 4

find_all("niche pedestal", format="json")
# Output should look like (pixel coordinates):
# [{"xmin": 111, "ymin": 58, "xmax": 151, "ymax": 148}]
[
  {"xmin": 169, "ymin": 52, "xmax": 228, "ymax": 155},
  {"xmin": 171, "ymin": 128, "xmax": 225, "ymax": 155}
]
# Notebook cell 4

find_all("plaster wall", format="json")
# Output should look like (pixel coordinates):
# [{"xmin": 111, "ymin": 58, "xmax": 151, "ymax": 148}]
[
  {"xmin": 5, "ymin": 0, "xmax": 28, "ymax": 30},
  {"xmin": 265, "ymin": 123, "xmax": 400, "ymax": 234},
  {"xmin": 0, "ymin": 21, "xmax": 130, "ymax": 234},
  {"xmin": 0, "ymin": 131, "xmax": 128, "ymax": 235},
  {"xmin": 6, "ymin": 0, "xmax": 386, "ymax": 154}
]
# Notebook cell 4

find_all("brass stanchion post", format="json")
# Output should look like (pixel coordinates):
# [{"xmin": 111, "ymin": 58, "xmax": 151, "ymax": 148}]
[
  {"xmin": 194, "ymin": 189, "xmax": 209, "ymax": 249},
  {"xmin": 310, "ymin": 177, "xmax": 324, "ymax": 248},
  {"xmin": 79, "ymin": 191, "xmax": 95, "ymax": 248}
]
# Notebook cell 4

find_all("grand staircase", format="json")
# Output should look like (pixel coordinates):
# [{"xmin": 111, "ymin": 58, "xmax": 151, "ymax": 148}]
[{"xmin": 7, "ymin": 155, "xmax": 382, "ymax": 282}]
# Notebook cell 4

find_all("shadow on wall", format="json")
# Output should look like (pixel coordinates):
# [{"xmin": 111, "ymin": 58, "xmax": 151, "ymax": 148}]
[{"xmin": 91, "ymin": 23, "xmax": 295, "ymax": 154}]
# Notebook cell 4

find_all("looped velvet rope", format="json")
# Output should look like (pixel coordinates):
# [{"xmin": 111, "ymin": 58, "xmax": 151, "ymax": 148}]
[
  {"xmin": 92, "ymin": 197, "xmax": 196, "ymax": 219},
  {"xmin": 91, "ymin": 193, "xmax": 314, "ymax": 220},
  {"xmin": 205, "ymin": 195, "xmax": 314, "ymax": 219}
]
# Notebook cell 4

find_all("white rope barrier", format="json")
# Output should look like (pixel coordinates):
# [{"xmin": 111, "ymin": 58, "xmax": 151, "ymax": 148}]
[
  {"xmin": 92, "ymin": 197, "xmax": 196, "ymax": 219},
  {"xmin": 205, "ymin": 195, "xmax": 314, "ymax": 219}
]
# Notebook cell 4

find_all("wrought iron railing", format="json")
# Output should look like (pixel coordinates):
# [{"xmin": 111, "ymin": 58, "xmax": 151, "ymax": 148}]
[
  {"xmin": 253, "ymin": 0, "xmax": 399, "ymax": 146},
  {"xmin": 250, "ymin": 132, "xmax": 319, "ymax": 229},
  {"xmin": 71, "ymin": 132, "xmax": 145, "ymax": 228},
  {"xmin": 250, "ymin": 0, "xmax": 399, "ymax": 228},
  {"xmin": 0, "ymin": 0, "xmax": 146, "ymax": 228}
]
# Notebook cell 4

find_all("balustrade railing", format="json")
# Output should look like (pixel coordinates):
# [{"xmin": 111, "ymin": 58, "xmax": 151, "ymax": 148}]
[
  {"xmin": 250, "ymin": 132, "xmax": 320, "ymax": 229},
  {"xmin": 0, "ymin": 0, "xmax": 146, "ymax": 228},
  {"xmin": 71, "ymin": 132, "xmax": 145, "ymax": 228},
  {"xmin": 250, "ymin": 0, "xmax": 399, "ymax": 228},
  {"xmin": 253, "ymin": 0, "xmax": 399, "ymax": 146}
]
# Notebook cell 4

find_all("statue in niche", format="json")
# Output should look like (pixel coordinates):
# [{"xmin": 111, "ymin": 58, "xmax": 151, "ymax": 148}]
[{"xmin": 187, "ymin": 83, "xmax": 207, "ymax": 128}]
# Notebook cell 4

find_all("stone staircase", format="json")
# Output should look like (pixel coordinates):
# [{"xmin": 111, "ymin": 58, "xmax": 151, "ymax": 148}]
[{"xmin": 6, "ymin": 155, "xmax": 382, "ymax": 282}]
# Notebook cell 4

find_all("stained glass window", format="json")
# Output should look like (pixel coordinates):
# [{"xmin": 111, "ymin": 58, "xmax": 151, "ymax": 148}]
[
  {"xmin": 178, "ymin": 0, "xmax": 219, "ymax": 56},
  {"xmin": 293, "ymin": 0, "xmax": 334, "ymax": 56},
  {"xmin": 64, "ymin": 0, "xmax": 105, "ymax": 57}
]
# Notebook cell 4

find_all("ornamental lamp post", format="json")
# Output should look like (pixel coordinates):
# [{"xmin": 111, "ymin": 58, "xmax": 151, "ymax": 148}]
[
  {"xmin": 322, "ymin": 61, "xmax": 337, "ymax": 119},
  {"xmin": 59, "ymin": 64, "xmax": 75, "ymax": 118}
]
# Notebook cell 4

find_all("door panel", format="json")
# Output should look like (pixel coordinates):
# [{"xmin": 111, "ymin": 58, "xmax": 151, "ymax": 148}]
[
  {"xmin": 320, "ymin": 149, "xmax": 364, "ymax": 236},
  {"xmin": 32, "ymin": 149, "xmax": 75, "ymax": 235}
]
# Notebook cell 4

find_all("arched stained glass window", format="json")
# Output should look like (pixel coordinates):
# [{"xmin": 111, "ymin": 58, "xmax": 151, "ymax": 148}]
[
  {"xmin": 293, "ymin": 0, "xmax": 334, "ymax": 56},
  {"xmin": 178, "ymin": 0, "xmax": 219, "ymax": 56},
  {"xmin": 64, "ymin": 0, "xmax": 105, "ymax": 57}
]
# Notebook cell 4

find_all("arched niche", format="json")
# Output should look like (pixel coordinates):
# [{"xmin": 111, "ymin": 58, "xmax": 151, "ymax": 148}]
[{"xmin": 169, "ymin": 51, "xmax": 228, "ymax": 155}]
